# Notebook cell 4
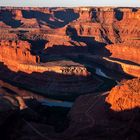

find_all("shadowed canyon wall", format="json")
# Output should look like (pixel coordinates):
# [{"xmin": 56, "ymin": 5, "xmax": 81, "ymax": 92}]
[
  {"xmin": 0, "ymin": 7, "xmax": 140, "ymax": 140},
  {"xmin": 0, "ymin": 7, "xmax": 140, "ymax": 77}
]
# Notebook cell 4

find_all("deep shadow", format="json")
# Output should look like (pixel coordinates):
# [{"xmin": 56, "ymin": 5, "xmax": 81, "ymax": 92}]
[
  {"xmin": 106, "ymin": 103, "xmax": 140, "ymax": 122},
  {"xmin": 91, "ymin": 10, "xmax": 100, "ymax": 22},
  {"xmin": 41, "ymin": 45, "xmax": 88, "ymax": 58},
  {"xmin": 114, "ymin": 9, "xmax": 124, "ymax": 21},
  {"xmin": 0, "ymin": 10, "xmax": 22, "ymax": 28},
  {"xmin": 109, "ymin": 57, "xmax": 140, "ymax": 66},
  {"xmin": 24, "ymin": 99, "xmax": 70, "ymax": 132},
  {"xmin": 69, "ymin": 98, "xmax": 140, "ymax": 140},
  {"xmin": 22, "ymin": 9, "xmax": 79, "ymax": 28},
  {"xmin": 38, "ymin": 25, "xmax": 111, "ymax": 62},
  {"xmin": 0, "ymin": 62, "xmax": 116, "ymax": 101},
  {"xmin": 66, "ymin": 25, "xmax": 111, "ymax": 56},
  {"xmin": 1, "ymin": 89, "xmax": 140, "ymax": 140},
  {"xmin": 132, "ymin": 8, "xmax": 138, "ymax": 12},
  {"xmin": 0, "ymin": 99, "xmax": 70, "ymax": 140},
  {"xmin": 28, "ymin": 39, "xmax": 47, "ymax": 55},
  {"xmin": 53, "ymin": 9, "xmax": 79, "ymax": 27}
]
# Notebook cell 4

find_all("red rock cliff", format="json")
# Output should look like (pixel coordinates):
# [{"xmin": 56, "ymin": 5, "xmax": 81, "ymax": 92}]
[
  {"xmin": 0, "ymin": 40, "xmax": 39, "ymax": 65},
  {"xmin": 106, "ymin": 41, "xmax": 140, "ymax": 65},
  {"xmin": 106, "ymin": 78, "xmax": 140, "ymax": 120}
]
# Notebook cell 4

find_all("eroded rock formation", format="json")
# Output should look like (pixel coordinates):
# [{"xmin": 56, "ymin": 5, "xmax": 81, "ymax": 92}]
[
  {"xmin": 0, "ymin": 40, "xmax": 38, "ymax": 63},
  {"xmin": 106, "ymin": 41, "xmax": 140, "ymax": 65},
  {"xmin": 0, "ymin": 40, "xmax": 40, "ymax": 72},
  {"xmin": 61, "ymin": 78, "xmax": 140, "ymax": 139},
  {"xmin": 106, "ymin": 78, "xmax": 140, "ymax": 120},
  {"xmin": 1, "ymin": 78, "xmax": 138, "ymax": 140},
  {"xmin": 0, "ymin": 7, "xmax": 140, "ymax": 140}
]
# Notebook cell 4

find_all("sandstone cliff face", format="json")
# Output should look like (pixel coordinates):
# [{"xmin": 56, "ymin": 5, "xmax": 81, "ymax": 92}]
[
  {"xmin": 12, "ymin": 9, "xmax": 23, "ymax": 20},
  {"xmin": 116, "ymin": 9, "xmax": 140, "ymax": 42},
  {"xmin": 106, "ymin": 41, "xmax": 140, "ymax": 65},
  {"xmin": 44, "ymin": 35, "xmax": 87, "ymax": 51},
  {"xmin": 0, "ymin": 39, "xmax": 90, "ymax": 77},
  {"xmin": 106, "ymin": 78, "xmax": 140, "ymax": 121},
  {"xmin": 72, "ymin": 7, "xmax": 140, "ymax": 43},
  {"xmin": 64, "ymin": 78, "xmax": 140, "ymax": 139},
  {"xmin": 0, "ymin": 7, "xmax": 140, "ymax": 140},
  {"xmin": 106, "ymin": 78, "xmax": 140, "ymax": 112},
  {"xmin": 75, "ymin": 7, "xmax": 116, "ymax": 23},
  {"xmin": 1, "ymin": 7, "xmax": 139, "ymax": 43},
  {"xmin": 18, "ymin": 62, "xmax": 90, "ymax": 76},
  {"xmin": 75, "ymin": 54, "xmax": 140, "ymax": 77},
  {"xmin": 0, "ymin": 7, "xmax": 140, "ymax": 79},
  {"xmin": 0, "ymin": 74, "xmax": 140, "ymax": 139},
  {"xmin": 0, "ymin": 40, "xmax": 39, "ymax": 66},
  {"xmin": 101, "ymin": 57, "xmax": 140, "ymax": 77}
]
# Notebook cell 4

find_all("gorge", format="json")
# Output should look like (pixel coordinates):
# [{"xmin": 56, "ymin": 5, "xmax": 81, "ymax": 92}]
[{"xmin": 0, "ymin": 6, "xmax": 140, "ymax": 140}]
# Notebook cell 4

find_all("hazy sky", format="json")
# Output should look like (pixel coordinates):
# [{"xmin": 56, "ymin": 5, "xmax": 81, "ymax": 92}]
[{"xmin": 0, "ymin": 0, "xmax": 140, "ymax": 7}]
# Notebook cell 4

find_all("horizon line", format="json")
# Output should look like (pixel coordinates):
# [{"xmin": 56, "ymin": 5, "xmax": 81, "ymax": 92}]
[{"xmin": 0, "ymin": 5, "xmax": 140, "ymax": 8}]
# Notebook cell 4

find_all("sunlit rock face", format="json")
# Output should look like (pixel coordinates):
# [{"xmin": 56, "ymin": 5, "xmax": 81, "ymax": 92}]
[
  {"xmin": 102, "ymin": 40, "xmax": 140, "ymax": 77},
  {"xmin": 0, "ymin": 40, "xmax": 37, "ymax": 64},
  {"xmin": 0, "ymin": 40, "xmax": 39, "ymax": 72},
  {"xmin": 95, "ymin": 56, "xmax": 140, "ymax": 77},
  {"xmin": 0, "ymin": 6, "xmax": 140, "ymax": 140},
  {"xmin": 0, "ymin": 7, "xmax": 139, "ymax": 79},
  {"xmin": 0, "ymin": 40, "xmax": 89, "ymax": 76},
  {"xmin": 106, "ymin": 78, "xmax": 140, "ymax": 121},
  {"xmin": 62, "ymin": 78, "xmax": 140, "ymax": 140},
  {"xmin": 106, "ymin": 78, "xmax": 140, "ymax": 112},
  {"xmin": 71, "ymin": 7, "xmax": 140, "ymax": 44},
  {"xmin": 18, "ymin": 60, "xmax": 90, "ymax": 76},
  {"xmin": 0, "ymin": 7, "xmax": 140, "ymax": 42},
  {"xmin": 0, "ymin": 6, "xmax": 139, "ymax": 97},
  {"xmin": 12, "ymin": 9, "xmax": 23, "ymax": 20},
  {"xmin": 106, "ymin": 41, "xmax": 140, "ymax": 65}
]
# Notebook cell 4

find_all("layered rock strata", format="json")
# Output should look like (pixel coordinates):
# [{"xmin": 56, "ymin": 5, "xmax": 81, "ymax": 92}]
[
  {"xmin": 106, "ymin": 41, "xmax": 140, "ymax": 65},
  {"xmin": 61, "ymin": 78, "xmax": 140, "ymax": 140}
]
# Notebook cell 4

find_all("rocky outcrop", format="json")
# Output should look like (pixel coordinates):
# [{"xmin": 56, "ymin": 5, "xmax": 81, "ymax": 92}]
[
  {"xmin": 74, "ymin": 54, "xmax": 140, "ymax": 77},
  {"xmin": 106, "ymin": 41, "xmax": 140, "ymax": 65},
  {"xmin": 0, "ymin": 63, "xmax": 102, "ymax": 101},
  {"xmin": 0, "ymin": 28, "xmax": 18, "ymax": 40},
  {"xmin": 101, "ymin": 57, "xmax": 140, "ymax": 77},
  {"xmin": 1, "ymin": 7, "xmax": 140, "ymax": 43},
  {"xmin": 74, "ymin": 7, "xmax": 140, "ymax": 43},
  {"xmin": 0, "ymin": 7, "xmax": 139, "ymax": 87},
  {"xmin": 0, "ymin": 39, "xmax": 89, "ymax": 76},
  {"xmin": 20, "ymin": 18, "xmax": 40, "ymax": 28},
  {"xmin": 17, "ymin": 60, "xmax": 90, "ymax": 76},
  {"xmin": 1, "ymin": 77, "xmax": 140, "ymax": 140},
  {"xmin": 45, "ymin": 35, "xmax": 75, "ymax": 48},
  {"xmin": 62, "ymin": 78, "xmax": 140, "ymax": 139},
  {"xmin": 0, "ymin": 7, "xmax": 140, "ymax": 140},
  {"xmin": 0, "ymin": 40, "xmax": 40, "ymax": 71},
  {"xmin": 12, "ymin": 9, "xmax": 23, "ymax": 20},
  {"xmin": 0, "ymin": 21, "xmax": 11, "ymax": 28},
  {"xmin": 106, "ymin": 78, "xmax": 140, "ymax": 116}
]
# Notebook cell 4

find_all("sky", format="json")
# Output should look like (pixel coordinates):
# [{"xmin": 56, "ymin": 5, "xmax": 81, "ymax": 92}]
[{"xmin": 0, "ymin": 0, "xmax": 140, "ymax": 7}]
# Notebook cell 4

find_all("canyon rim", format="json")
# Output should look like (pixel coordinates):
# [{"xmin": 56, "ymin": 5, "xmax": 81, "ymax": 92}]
[{"xmin": 0, "ymin": 2, "xmax": 140, "ymax": 140}]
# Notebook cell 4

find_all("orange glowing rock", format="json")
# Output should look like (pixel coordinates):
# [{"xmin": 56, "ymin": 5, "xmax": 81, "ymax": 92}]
[{"xmin": 106, "ymin": 78, "xmax": 140, "ymax": 112}]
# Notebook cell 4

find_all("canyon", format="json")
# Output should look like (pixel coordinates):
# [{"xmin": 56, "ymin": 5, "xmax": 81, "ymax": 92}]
[
  {"xmin": 0, "ymin": 6, "xmax": 140, "ymax": 140},
  {"xmin": 0, "ymin": 7, "xmax": 140, "ymax": 78}
]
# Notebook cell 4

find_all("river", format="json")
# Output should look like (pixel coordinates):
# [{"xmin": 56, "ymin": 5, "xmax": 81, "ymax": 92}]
[
  {"xmin": 39, "ymin": 67, "xmax": 115, "ymax": 108},
  {"xmin": 40, "ymin": 99, "xmax": 73, "ymax": 108}
]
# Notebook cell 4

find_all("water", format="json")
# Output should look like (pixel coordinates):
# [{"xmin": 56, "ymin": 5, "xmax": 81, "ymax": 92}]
[
  {"xmin": 40, "ymin": 68, "xmax": 116, "ymax": 108},
  {"xmin": 95, "ymin": 68, "xmax": 111, "ymax": 79},
  {"xmin": 40, "ymin": 99, "xmax": 73, "ymax": 108}
]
